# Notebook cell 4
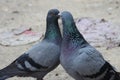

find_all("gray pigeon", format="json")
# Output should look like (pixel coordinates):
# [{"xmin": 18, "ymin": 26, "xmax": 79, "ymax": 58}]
[
  {"xmin": 60, "ymin": 11, "xmax": 120, "ymax": 80},
  {"xmin": 0, "ymin": 9, "xmax": 62, "ymax": 80}
]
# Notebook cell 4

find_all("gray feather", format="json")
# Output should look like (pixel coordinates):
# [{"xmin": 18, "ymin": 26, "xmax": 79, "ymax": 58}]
[
  {"xmin": 60, "ymin": 11, "xmax": 120, "ymax": 80},
  {"xmin": 0, "ymin": 9, "xmax": 62, "ymax": 80}
]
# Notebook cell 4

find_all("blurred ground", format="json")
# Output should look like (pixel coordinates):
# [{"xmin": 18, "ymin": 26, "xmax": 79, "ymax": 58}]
[{"xmin": 0, "ymin": 0, "xmax": 120, "ymax": 80}]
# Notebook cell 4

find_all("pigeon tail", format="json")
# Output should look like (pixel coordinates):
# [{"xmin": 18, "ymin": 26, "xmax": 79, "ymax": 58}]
[
  {"xmin": 0, "ymin": 62, "xmax": 45, "ymax": 80},
  {"xmin": 83, "ymin": 62, "xmax": 120, "ymax": 80},
  {"xmin": 102, "ymin": 62, "xmax": 120, "ymax": 80},
  {"xmin": 0, "ymin": 62, "xmax": 24, "ymax": 80}
]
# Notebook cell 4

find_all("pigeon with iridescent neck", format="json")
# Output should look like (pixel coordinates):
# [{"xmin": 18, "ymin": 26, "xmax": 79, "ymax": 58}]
[
  {"xmin": 0, "ymin": 9, "xmax": 62, "ymax": 80},
  {"xmin": 60, "ymin": 11, "xmax": 120, "ymax": 80}
]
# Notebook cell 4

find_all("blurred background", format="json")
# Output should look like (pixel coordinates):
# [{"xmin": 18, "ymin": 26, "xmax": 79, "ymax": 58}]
[{"xmin": 0, "ymin": 0, "xmax": 120, "ymax": 80}]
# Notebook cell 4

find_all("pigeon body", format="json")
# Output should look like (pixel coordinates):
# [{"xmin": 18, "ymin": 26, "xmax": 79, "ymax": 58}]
[
  {"xmin": 60, "ymin": 11, "xmax": 120, "ymax": 80},
  {"xmin": 0, "ymin": 9, "xmax": 62, "ymax": 80}
]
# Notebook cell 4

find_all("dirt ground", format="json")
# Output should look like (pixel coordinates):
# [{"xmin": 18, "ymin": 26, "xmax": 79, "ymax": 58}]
[{"xmin": 0, "ymin": 0, "xmax": 120, "ymax": 80}]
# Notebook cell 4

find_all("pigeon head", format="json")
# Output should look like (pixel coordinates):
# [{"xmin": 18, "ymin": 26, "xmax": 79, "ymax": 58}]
[
  {"xmin": 44, "ymin": 9, "xmax": 62, "ymax": 45},
  {"xmin": 60, "ymin": 11, "xmax": 77, "ymax": 34},
  {"xmin": 60, "ymin": 11, "xmax": 75, "ymax": 27},
  {"xmin": 47, "ymin": 9, "xmax": 60, "ymax": 23},
  {"xmin": 60, "ymin": 11, "xmax": 78, "ymax": 37},
  {"xmin": 60, "ymin": 11, "xmax": 88, "ymax": 49}
]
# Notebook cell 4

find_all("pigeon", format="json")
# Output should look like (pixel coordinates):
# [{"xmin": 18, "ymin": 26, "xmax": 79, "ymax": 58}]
[
  {"xmin": 60, "ymin": 11, "xmax": 120, "ymax": 80},
  {"xmin": 0, "ymin": 9, "xmax": 62, "ymax": 80}
]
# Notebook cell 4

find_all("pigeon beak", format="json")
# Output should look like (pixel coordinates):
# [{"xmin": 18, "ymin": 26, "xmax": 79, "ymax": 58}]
[
  {"xmin": 58, "ymin": 12, "xmax": 62, "ymax": 18},
  {"xmin": 57, "ymin": 15, "xmax": 60, "ymax": 18}
]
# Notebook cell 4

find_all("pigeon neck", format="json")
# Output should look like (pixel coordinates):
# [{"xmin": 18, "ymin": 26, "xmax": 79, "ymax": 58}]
[
  {"xmin": 44, "ymin": 21, "xmax": 62, "ymax": 45},
  {"xmin": 62, "ymin": 22, "xmax": 88, "ymax": 51}
]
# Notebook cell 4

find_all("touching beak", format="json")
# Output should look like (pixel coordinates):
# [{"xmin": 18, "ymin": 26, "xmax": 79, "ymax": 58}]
[{"xmin": 58, "ymin": 12, "xmax": 62, "ymax": 18}]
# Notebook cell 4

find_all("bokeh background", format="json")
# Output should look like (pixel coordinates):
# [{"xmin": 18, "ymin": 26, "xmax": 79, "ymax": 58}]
[{"xmin": 0, "ymin": 0, "xmax": 120, "ymax": 80}]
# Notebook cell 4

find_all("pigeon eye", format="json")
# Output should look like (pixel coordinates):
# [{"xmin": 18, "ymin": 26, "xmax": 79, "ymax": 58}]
[{"xmin": 50, "ymin": 13, "xmax": 55, "ymax": 16}]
